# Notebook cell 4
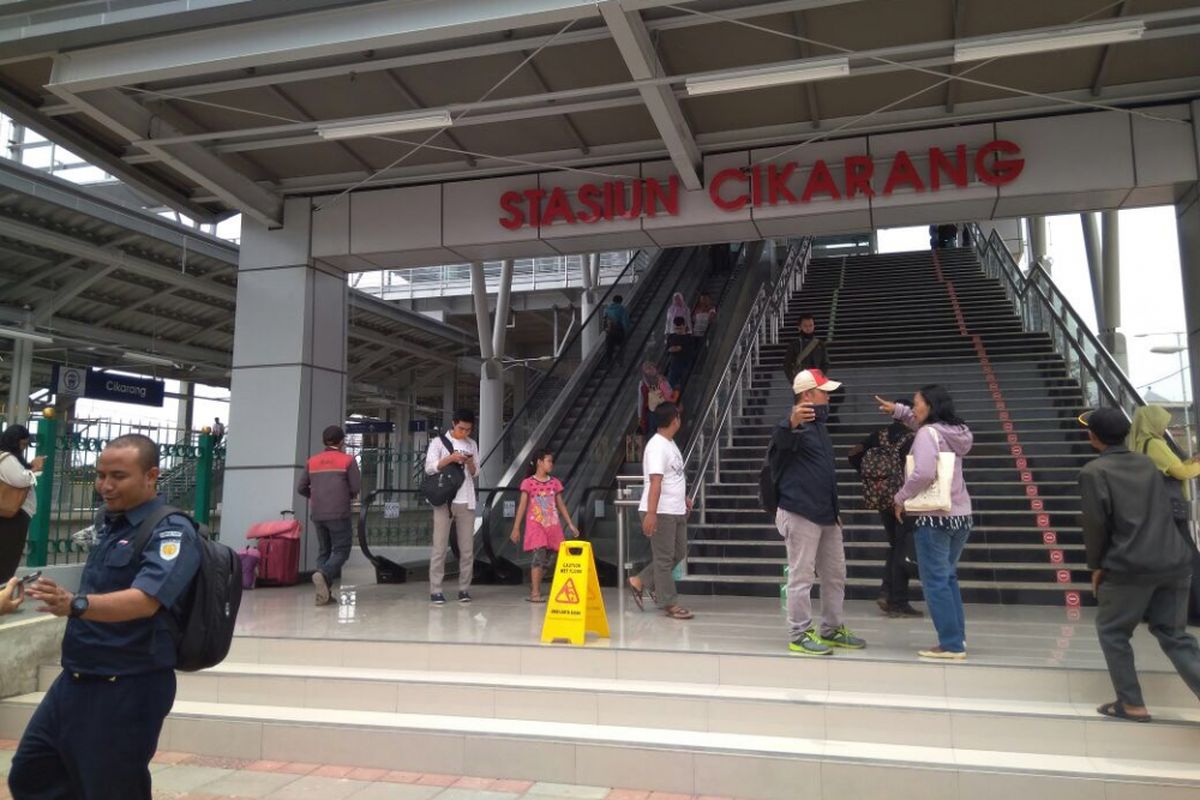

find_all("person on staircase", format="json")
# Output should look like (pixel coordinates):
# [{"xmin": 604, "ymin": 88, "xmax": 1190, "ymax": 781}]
[
  {"xmin": 783, "ymin": 314, "xmax": 842, "ymax": 424},
  {"xmin": 773, "ymin": 369, "xmax": 866, "ymax": 656},
  {"xmin": 879, "ymin": 387, "xmax": 975, "ymax": 661},
  {"xmin": 1079, "ymin": 407, "xmax": 1200, "ymax": 722},
  {"xmin": 848, "ymin": 408, "xmax": 922, "ymax": 618},
  {"xmin": 1128, "ymin": 405, "xmax": 1200, "ymax": 623},
  {"xmin": 629, "ymin": 402, "xmax": 694, "ymax": 620}
]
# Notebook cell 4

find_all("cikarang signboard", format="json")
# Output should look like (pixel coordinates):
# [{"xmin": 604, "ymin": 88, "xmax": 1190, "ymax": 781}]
[{"xmin": 498, "ymin": 140, "xmax": 1024, "ymax": 230}]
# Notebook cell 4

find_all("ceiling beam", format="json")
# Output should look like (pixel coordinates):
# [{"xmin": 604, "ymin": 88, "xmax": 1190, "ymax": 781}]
[
  {"xmin": 0, "ymin": 215, "xmax": 237, "ymax": 303},
  {"xmin": 944, "ymin": 0, "xmax": 965, "ymax": 112},
  {"xmin": 522, "ymin": 51, "xmax": 591, "ymax": 155},
  {"xmin": 266, "ymin": 85, "xmax": 374, "ymax": 173},
  {"xmin": 48, "ymin": 86, "xmax": 283, "ymax": 227},
  {"xmin": 0, "ymin": 81, "xmax": 216, "ymax": 221},
  {"xmin": 381, "ymin": 70, "xmax": 476, "ymax": 167},
  {"xmin": 31, "ymin": 263, "xmax": 117, "ymax": 323},
  {"xmin": 1091, "ymin": 1, "xmax": 1128, "ymax": 98},
  {"xmin": 597, "ymin": 1, "xmax": 701, "ymax": 190},
  {"xmin": 791, "ymin": 11, "xmax": 822, "ymax": 129}
]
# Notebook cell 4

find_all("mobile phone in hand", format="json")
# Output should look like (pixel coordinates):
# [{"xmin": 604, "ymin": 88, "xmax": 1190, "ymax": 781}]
[{"xmin": 12, "ymin": 571, "xmax": 41, "ymax": 600}]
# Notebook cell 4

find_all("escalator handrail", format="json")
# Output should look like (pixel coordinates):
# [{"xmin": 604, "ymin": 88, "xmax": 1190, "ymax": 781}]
[
  {"xmin": 682, "ymin": 239, "xmax": 813, "ymax": 488},
  {"xmin": 477, "ymin": 248, "xmax": 656, "ymax": 471}
]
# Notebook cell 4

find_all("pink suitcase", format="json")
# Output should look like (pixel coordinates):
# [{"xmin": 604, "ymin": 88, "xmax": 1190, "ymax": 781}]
[{"xmin": 245, "ymin": 512, "xmax": 301, "ymax": 586}]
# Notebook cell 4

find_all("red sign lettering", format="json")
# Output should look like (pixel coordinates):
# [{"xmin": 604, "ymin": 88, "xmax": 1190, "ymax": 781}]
[{"xmin": 498, "ymin": 140, "xmax": 1024, "ymax": 226}]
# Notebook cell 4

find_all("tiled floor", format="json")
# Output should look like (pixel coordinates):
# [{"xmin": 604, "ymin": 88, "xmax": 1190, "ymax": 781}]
[
  {"xmin": 229, "ymin": 562, "xmax": 1193, "ymax": 672},
  {"xmin": 0, "ymin": 743, "xmax": 724, "ymax": 800}
]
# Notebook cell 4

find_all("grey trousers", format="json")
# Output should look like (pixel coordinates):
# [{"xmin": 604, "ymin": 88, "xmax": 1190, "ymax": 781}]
[
  {"xmin": 777, "ymin": 509, "xmax": 846, "ymax": 638},
  {"xmin": 636, "ymin": 513, "xmax": 688, "ymax": 608},
  {"xmin": 1096, "ymin": 574, "xmax": 1200, "ymax": 707},
  {"xmin": 315, "ymin": 517, "xmax": 353, "ymax": 584},
  {"xmin": 430, "ymin": 503, "xmax": 475, "ymax": 594}
]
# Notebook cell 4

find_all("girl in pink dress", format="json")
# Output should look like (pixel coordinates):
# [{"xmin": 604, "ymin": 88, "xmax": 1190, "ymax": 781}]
[{"xmin": 510, "ymin": 449, "xmax": 580, "ymax": 602}]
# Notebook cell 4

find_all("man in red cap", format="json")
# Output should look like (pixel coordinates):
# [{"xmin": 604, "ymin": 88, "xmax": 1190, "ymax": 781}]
[{"xmin": 770, "ymin": 369, "xmax": 866, "ymax": 656}]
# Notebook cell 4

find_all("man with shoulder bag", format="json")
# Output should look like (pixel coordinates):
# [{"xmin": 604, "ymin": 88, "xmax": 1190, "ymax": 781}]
[{"xmin": 423, "ymin": 409, "xmax": 479, "ymax": 606}]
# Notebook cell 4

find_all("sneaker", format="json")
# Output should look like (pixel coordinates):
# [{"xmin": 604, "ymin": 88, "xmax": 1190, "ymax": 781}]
[
  {"xmin": 818, "ymin": 625, "xmax": 867, "ymax": 649},
  {"xmin": 312, "ymin": 572, "xmax": 331, "ymax": 606},
  {"xmin": 788, "ymin": 630, "xmax": 833, "ymax": 657},
  {"xmin": 430, "ymin": 593, "xmax": 447, "ymax": 606},
  {"xmin": 458, "ymin": 591, "xmax": 472, "ymax": 604},
  {"xmin": 918, "ymin": 646, "xmax": 966, "ymax": 661}
]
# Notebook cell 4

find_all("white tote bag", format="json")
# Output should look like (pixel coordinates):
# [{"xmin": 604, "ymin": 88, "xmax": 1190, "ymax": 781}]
[{"xmin": 903, "ymin": 428, "xmax": 956, "ymax": 513}]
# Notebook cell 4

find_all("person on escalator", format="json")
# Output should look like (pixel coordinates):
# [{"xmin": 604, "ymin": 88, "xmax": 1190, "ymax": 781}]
[
  {"xmin": 665, "ymin": 293, "xmax": 691, "ymax": 335},
  {"xmin": 510, "ymin": 449, "xmax": 580, "ymax": 603},
  {"xmin": 602, "ymin": 295, "xmax": 631, "ymax": 366},
  {"xmin": 665, "ymin": 316, "xmax": 694, "ymax": 392},
  {"xmin": 691, "ymin": 292, "xmax": 718, "ymax": 341}
]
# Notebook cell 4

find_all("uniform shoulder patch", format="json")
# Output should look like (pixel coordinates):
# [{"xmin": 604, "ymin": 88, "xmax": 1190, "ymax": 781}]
[{"xmin": 159, "ymin": 538, "xmax": 182, "ymax": 561}]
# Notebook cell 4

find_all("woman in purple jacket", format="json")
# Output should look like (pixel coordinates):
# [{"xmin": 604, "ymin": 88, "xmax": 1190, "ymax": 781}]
[{"xmin": 876, "ymin": 386, "xmax": 974, "ymax": 660}]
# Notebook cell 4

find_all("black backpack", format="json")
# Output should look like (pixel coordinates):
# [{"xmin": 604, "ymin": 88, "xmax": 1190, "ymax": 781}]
[
  {"xmin": 130, "ymin": 506, "xmax": 242, "ymax": 672},
  {"xmin": 758, "ymin": 441, "xmax": 780, "ymax": 517},
  {"xmin": 420, "ymin": 434, "xmax": 467, "ymax": 508}
]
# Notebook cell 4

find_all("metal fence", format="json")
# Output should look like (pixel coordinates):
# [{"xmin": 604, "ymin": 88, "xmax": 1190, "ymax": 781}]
[{"xmin": 2, "ymin": 413, "xmax": 223, "ymax": 566}]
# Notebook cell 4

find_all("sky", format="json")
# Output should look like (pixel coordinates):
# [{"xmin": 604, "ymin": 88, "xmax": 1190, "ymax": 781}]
[{"xmin": 878, "ymin": 207, "xmax": 1191, "ymax": 403}]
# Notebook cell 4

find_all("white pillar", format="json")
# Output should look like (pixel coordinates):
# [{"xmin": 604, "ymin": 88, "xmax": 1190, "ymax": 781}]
[
  {"xmin": 6, "ymin": 339, "xmax": 31, "ymax": 422},
  {"xmin": 1028, "ymin": 216, "xmax": 1049, "ymax": 271},
  {"xmin": 471, "ymin": 261, "xmax": 505, "ymax": 489},
  {"xmin": 1177, "ymin": 187, "xmax": 1200, "ymax": 445},
  {"xmin": 580, "ymin": 254, "xmax": 600, "ymax": 357},
  {"xmin": 1080, "ymin": 213, "xmax": 1106, "ymax": 332},
  {"xmin": 1100, "ymin": 210, "xmax": 1127, "ymax": 373},
  {"xmin": 220, "ymin": 198, "xmax": 347, "ymax": 563}
]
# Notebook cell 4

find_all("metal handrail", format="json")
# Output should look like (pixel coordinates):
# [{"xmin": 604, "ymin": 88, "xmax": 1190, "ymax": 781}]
[
  {"xmin": 683, "ymin": 238, "xmax": 813, "ymax": 506},
  {"xmin": 967, "ymin": 224, "xmax": 1177, "ymax": 436}
]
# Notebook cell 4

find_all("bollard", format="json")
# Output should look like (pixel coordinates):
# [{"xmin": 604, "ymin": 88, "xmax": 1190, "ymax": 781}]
[{"xmin": 27, "ymin": 409, "xmax": 58, "ymax": 568}]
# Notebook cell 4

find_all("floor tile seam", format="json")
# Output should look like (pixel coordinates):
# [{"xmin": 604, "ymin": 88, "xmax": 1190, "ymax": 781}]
[{"xmin": 141, "ymin": 701, "xmax": 1200, "ymax": 782}]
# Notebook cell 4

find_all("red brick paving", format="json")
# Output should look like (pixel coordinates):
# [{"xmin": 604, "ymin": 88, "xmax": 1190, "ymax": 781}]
[
  {"xmin": 492, "ymin": 779, "xmax": 535, "ymax": 793},
  {"xmin": 380, "ymin": 770, "xmax": 424, "ymax": 783},
  {"xmin": 415, "ymin": 773, "xmax": 459, "ymax": 786},
  {"xmin": 275, "ymin": 762, "xmax": 320, "ymax": 775},
  {"xmin": 311, "ymin": 764, "xmax": 355, "ymax": 778},
  {"xmin": 346, "ymin": 767, "xmax": 389, "ymax": 782}
]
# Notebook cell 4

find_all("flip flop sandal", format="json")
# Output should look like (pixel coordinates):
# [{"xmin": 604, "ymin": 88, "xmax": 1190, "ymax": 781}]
[
  {"xmin": 665, "ymin": 606, "xmax": 694, "ymax": 620},
  {"xmin": 1097, "ymin": 701, "xmax": 1151, "ymax": 723},
  {"xmin": 627, "ymin": 580, "xmax": 645, "ymax": 611}
]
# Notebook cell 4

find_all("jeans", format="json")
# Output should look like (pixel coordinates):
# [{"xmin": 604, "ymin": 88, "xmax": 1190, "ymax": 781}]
[
  {"xmin": 636, "ymin": 513, "xmax": 687, "ymax": 607},
  {"xmin": 777, "ymin": 509, "xmax": 846, "ymax": 638},
  {"xmin": 879, "ymin": 511, "xmax": 912, "ymax": 605},
  {"xmin": 315, "ymin": 517, "xmax": 353, "ymax": 584},
  {"xmin": 914, "ymin": 522, "xmax": 970, "ymax": 652},
  {"xmin": 1096, "ymin": 574, "xmax": 1200, "ymax": 707}
]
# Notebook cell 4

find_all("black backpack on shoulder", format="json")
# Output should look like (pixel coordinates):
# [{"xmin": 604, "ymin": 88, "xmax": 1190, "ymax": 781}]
[
  {"xmin": 420, "ymin": 433, "xmax": 467, "ymax": 508},
  {"xmin": 130, "ymin": 506, "xmax": 243, "ymax": 672}
]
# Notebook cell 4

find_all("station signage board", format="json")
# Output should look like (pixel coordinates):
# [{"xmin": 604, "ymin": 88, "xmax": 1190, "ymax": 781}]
[
  {"xmin": 498, "ymin": 139, "xmax": 1024, "ymax": 229},
  {"xmin": 55, "ymin": 366, "xmax": 165, "ymax": 407}
]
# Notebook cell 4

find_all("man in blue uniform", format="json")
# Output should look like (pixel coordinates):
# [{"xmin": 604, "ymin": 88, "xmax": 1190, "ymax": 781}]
[{"xmin": 10, "ymin": 434, "xmax": 201, "ymax": 800}]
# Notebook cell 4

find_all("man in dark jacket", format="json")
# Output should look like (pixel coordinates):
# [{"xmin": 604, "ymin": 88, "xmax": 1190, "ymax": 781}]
[
  {"xmin": 781, "ymin": 314, "xmax": 830, "ymax": 383},
  {"xmin": 771, "ymin": 369, "xmax": 865, "ymax": 656},
  {"xmin": 1079, "ymin": 407, "xmax": 1200, "ymax": 722},
  {"xmin": 298, "ymin": 425, "xmax": 361, "ymax": 606}
]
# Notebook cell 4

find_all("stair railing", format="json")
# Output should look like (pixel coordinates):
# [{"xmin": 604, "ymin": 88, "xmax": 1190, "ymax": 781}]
[{"xmin": 682, "ymin": 238, "xmax": 813, "ymax": 521}]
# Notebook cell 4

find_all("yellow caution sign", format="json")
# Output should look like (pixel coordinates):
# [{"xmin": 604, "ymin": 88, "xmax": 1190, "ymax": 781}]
[{"xmin": 541, "ymin": 540, "xmax": 610, "ymax": 645}]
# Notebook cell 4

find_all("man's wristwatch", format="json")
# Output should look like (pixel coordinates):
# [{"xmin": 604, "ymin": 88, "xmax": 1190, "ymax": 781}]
[{"xmin": 69, "ymin": 594, "xmax": 89, "ymax": 619}]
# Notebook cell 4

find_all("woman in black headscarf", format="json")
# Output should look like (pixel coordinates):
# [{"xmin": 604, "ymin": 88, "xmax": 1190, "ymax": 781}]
[{"xmin": 0, "ymin": 424, "xmax": 43, "ymax": 580}]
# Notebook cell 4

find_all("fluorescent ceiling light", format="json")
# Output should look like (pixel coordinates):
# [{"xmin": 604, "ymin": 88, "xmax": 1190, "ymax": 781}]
[
  {"xmin": 685, "ymin": 58, "xmax": 850, "ymax": 97},
  {"xmin": 316, "ymin": 110, "xmax": 453, "ymax": 140},
  {"xmin": 121, "ymin": 351, "xmax": 176, "ymax": 368},
  {"xmin": 954, "ymin": 20, "xmax": 1145, "ymax": 63},
  {"xmin": 0, "ymin": 327, "xmax": 54, "ymax": 345}
]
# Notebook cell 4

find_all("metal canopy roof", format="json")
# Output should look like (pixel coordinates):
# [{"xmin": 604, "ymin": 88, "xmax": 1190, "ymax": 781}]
[
  {"xmin": 0, "ymin": 158, "xmax": 476, "ymax": 406},
  {"xmin": 1, "ymin": 0, "xmax": 1198, "ymax": 228}
]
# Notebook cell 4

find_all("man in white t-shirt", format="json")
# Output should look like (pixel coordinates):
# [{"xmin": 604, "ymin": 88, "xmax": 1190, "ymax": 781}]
[
  {"xmin": 424, "ymin": 409, "xmax": 480, "ymax": 606},
  {"xmin": 628, "ymin": 402, "xmax": 694, "ymax": 620}
]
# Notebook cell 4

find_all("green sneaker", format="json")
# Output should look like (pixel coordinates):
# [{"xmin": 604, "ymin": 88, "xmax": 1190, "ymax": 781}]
[
  {"xmin": 818, "ymin": 625, "xmax": 866, "ymax": 649},
  {"xmin": 788, "ymin": 629, "xmax": 833, "ymax": 657}
]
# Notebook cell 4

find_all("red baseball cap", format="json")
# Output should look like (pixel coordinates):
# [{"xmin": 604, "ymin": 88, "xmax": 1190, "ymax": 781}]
[{"xmin": 793, "ymin": 369, "xmax": 842, "ymax": 394}]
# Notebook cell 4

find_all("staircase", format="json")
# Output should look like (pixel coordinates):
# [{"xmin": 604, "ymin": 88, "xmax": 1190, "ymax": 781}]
[
  {"xmin": 3, "ymin": 635, "xmax": 1198, "ymax": 798},
  {"xmin": 682, "ymin": 247, "xmax": 1095, "ymax": 606}
]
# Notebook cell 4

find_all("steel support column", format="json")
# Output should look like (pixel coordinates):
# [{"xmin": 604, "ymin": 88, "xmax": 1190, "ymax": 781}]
[
  {"xmin": 1080, "ymin": 212, "xmax": 1107, "ymax": 331},
  {"xmin": 1101, "ymin": 210, "xmax": 1128, "ymax": 373}
]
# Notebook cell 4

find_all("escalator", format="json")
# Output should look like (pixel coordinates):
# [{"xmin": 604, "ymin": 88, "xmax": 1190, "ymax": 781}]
[{"xmin": 474, "ymin": 242, "xmax": 769, "ymax": 582}]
